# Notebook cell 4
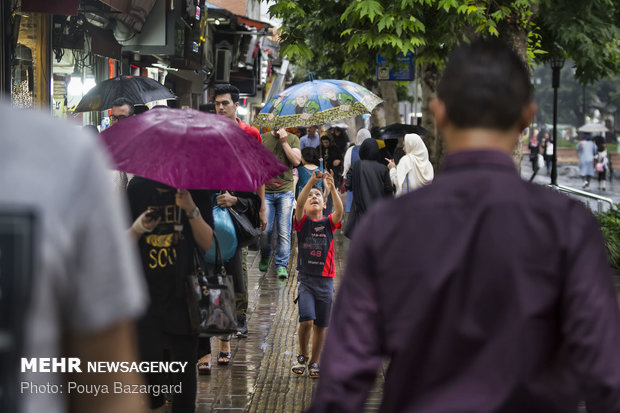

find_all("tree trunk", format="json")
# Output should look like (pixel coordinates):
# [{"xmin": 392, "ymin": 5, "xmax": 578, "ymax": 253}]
[
  {"xmin": 500, "ymin": 19, "xmax": 533, "ymax": 171},
  {"xmin": 378, "ymin": 81, "xmax": 400, "ymax": 126},
  {"xmin": 420, "ymin": 62, "xmax": 442, "ymax": 168}
]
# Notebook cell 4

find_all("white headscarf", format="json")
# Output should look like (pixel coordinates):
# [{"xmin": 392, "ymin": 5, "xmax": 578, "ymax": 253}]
[
  {"xmin": 396, "ymin": 133, "xmax": 434, "ymax": 191},
  {"xmin": 355, "ymin": 128, "xmax": 371, "ymax": 145}
]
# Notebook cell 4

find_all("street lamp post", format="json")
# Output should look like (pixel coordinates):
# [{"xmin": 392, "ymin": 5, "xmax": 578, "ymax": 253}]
[{"xmin": 550, "ymin": 55, "xmax": 565, "ymax": 186}]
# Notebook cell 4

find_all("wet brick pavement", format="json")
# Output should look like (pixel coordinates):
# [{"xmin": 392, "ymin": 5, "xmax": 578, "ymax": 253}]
[{"xmin": 194, "ymin": 226, "xmax": 384, "ymax": 413}]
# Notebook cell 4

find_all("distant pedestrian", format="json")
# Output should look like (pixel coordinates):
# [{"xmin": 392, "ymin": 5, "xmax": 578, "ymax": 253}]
[
  {"xmin": 528, "ymin": 132, "xmax": 540, "ymax": 173},
  {"xmin": 292, "ymin": 170, "xmax": 343, "ymax": 379},
  {"xmin": 343, "ymin": 138, "xmax": 393, "ymax": 238},
  {"xmin": 541, "ymin": 131, "xmax": 553, "ymax": 174},
  {"xmin": 309, "ymin": 38, "xmax": 620, "ymax": 413},
  {"xmin": 260, "ymin": 128, "xmax": 302, "ymax": 278},
  {"xmin": 300, "ymin": 125, "xmax": 321, "ymax": 149},
  {"xmin": 386, "ymin": 133, "xmax": 434, "ymax": 196},
  {"xmin": 343, "ymin": 128, "xmax": 372, "ymax": 213},
  {"xmin": 596, "ymin": 143, "xmax": 609, "ymax": 191},
  {"xmin": 329, "ymin": 126, "xmax": 350, "ymax": 155},
  {"xmin": 110, "ymin": 97, "xmax": 136, "ymax": 191},
  {"xmin": 296, "ymin": 147, "xmax": 322, "ymax": 199},
  {"xmin": 577, "ymin": 133, "xmax": 598, "ymax": 188}
]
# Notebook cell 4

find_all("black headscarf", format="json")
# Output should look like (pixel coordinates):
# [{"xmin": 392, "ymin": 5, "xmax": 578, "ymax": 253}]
[
  {"xmin": 359, "ymin": 138, "xmax": 381, "ymax": 162},
  {"xmin": 344, "ymin": 139, "xmax": 393, "ymax": 238}
]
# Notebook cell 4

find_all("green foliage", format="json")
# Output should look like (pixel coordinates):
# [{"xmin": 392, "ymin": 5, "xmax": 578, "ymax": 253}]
[
  {"xmin": 265, "ymin": 0, "xmax": 620, "ymax": 92},
  {"xmin": 596, "ymin": 205, "xmax": 620, "ymax": 272}
]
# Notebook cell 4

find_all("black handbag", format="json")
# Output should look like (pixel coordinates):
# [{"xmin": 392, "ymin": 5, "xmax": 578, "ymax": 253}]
[
  {"xmin": 228, "ymin": 207, "xmax": 262, "ymax": 248},
  {"xmin": 186, "ymin": 234, "xmax": 237, "ymax": 337}
]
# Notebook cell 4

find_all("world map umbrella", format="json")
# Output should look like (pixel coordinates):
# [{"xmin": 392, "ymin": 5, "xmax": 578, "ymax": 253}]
[
  {"xmin": 74, "ymin": 76, "xmax": 176, "ymax": 112},
  {"xmin": 252, "ymin": 78, "xmax": 382, "ymax": 130},
  {"xmin": 99, "ymin": 106, "xmax": 287, "ymax": 191}
]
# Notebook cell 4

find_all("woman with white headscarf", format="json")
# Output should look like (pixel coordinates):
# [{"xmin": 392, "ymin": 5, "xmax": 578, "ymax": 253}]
[
  {"xmin": 387, "ymin": 133, "xmax": 434, "ymax": 196},
  {"xmin": 343, "ymin": 128, "xmax": 372, "ymax": 212}
]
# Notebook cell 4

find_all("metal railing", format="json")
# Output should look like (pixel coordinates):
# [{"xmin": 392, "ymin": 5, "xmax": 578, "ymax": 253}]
[{"xmin": 550, "ymin": 184, "xmax": 615, "ymax": 213}]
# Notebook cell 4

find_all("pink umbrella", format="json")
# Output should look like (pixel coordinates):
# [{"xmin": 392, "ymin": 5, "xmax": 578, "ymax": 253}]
[{"xmin": 100, "ymin": 106, "xmax": 286, "ymax": 191}]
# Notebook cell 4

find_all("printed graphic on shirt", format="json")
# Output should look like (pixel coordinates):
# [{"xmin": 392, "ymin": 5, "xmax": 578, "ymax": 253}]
[
  {"xmin": 295, "ymin": 214, "xmax": 341, "ymax": 277},
  {"xmin": 144, "ymin": 204, "xmax": 181, "ymax": 270}
]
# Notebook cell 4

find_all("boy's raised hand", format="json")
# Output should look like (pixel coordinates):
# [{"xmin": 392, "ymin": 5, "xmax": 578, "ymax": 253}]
[
  {"xmin": 310, "ymin": 169, "xmax": 324, "ymax": 183},
  {"xmin": 324, "ymin": 170, "xmax": 335, "ymax": 188}
]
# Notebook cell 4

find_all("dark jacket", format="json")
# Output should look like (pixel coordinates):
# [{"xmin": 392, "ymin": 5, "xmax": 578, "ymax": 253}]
[{"xmin": 344, "ymin": 139, "xmax": 393, "ymax": 238}]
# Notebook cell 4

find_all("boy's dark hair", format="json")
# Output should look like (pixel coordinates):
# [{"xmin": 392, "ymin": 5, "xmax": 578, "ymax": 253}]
[
  {"xmin": 437, "ymin": 39, "xmax": 532, "ymax": 131},
  {"xmin": 213, "ymin": 84, "xmax": 240, "ymax": 103},
  {"xmin": 199, "ymin": 103, "xmax": 216, "ymax": 113},
  {"xmin": 310, "ymin": 185, "xmax": 323, "ymax": 195},
  {"xmin": 302, "ymin": 147, "xmax": 320, "ymax": 165},
  {"xmin": 110, "ymin": 97, "xmax": 135, "ymax": 115}
]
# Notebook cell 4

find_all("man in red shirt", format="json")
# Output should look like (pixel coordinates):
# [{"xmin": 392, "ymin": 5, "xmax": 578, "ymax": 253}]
[
  {"xmin": 213, "ymin": 84, "xmax": 266, "ymax": 344},
  {"xmin": 214, "ymin": 84, "xmax": 262, "ymax": 143}
]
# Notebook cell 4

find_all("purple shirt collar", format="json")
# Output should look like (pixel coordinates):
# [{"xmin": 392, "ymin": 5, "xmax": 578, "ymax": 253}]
[{"xmin": 442, "ymin": 149, "xmax": 518, "ymax": 173}]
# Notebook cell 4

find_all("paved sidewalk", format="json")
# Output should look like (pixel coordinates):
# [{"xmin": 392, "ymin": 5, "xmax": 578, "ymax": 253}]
[{"xmin": 195, "ymin": 228, "xmax": 384, "ymax": 412}]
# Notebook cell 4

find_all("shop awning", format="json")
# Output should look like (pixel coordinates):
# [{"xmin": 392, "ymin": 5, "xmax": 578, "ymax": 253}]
[
  {"xmin": 236, "ymin": 16, "xmax": 271, "ymax": 31},
  {"xmin": 21, "ymin": 0, "xmax": 79, "ymax": 15}
]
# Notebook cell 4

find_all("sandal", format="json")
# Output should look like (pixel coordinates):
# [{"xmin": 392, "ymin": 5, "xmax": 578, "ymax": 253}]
[
  {"xmin": 196, "ymin": 361, "xmax": 211, "ymax": 376},
  {"xmin": 308, "ymin": 363, "xmax": 320, "ymax": 379},
  {"xmin": 217, "ymin": 352, "xmax": 232, "ymax": 365},
  {"xmin": 291, "ymin": 354, "xmax": 309, "ymax": 376}
]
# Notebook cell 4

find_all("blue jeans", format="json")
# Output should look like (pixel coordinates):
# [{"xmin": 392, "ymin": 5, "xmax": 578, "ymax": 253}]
[{"xmin": 260, "ymin": 191, "xmax": 294, "ymax": 269}]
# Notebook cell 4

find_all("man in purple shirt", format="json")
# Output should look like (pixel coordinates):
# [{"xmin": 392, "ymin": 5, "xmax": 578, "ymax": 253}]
[{"xmin": 308, "ymin": 39, "xmax": 620, "ymax": 413}]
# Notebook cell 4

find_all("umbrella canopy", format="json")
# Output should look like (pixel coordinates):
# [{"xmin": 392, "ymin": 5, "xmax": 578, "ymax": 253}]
[
  {"xmin": 578, "ymin": 122, "xmax": 609, "ymax": 133},
  {"xmin": 74, "ymin": 76, "xmax": 176, "ymax": 112},
  {"xmin": 378, "ymin": 123, "xmax": 429, "ymax": 140},
  {"xmin": 252, "ymin": 79, "xmax": 382, "ymax": 129},
  {"xmin": 99, "ymin": 107, "xmax": 287, "ymax": 191}
]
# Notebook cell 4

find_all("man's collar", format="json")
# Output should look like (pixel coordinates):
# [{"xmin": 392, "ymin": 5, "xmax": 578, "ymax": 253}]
[{"xmin": 442, "ymin": 149, "xmax": 517, "ymax": 173}]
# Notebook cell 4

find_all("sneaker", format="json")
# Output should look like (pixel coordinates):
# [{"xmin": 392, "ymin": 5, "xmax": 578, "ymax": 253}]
[
  {"xmin": 259, "ymin": 256, "xmax": 270, "ymax": 272},
  {"xmin": 277, "ymin": 267, "xmax": 289, "ymax": 279},
  {"xmin": 236, "ymin": 315, "xmax": 248, "ymax": 338}
]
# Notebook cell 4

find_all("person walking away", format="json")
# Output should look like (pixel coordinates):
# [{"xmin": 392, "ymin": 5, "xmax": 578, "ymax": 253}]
[
  {"xmin": 528, "ymin": 131, "xmax": 540, "ymax": 173},
  {"xmin": 386, "ymin": 133, "xmax": 434, "ymax": 196},
  {"xmin": 343, "ymin": 138, "xmax": 393, "ymax": 238},
  {"xmin": 260, "ymin": 128, "xmax": 302, "ymax": 278},
  {"xmin": 577, "ymin": 133, "xmax": 598, "ymax": 188},
  {"xmin": 541, "ymin": 131, "xmax": 553, "ymax": 174},
  {"xmin": 5, "ymin": 103, "xmax": 148, "ymax": 413},
  {"xmin": 296, "ymin": 147, "xmax": 322, "ymax": 199},
  {"xmin": 596, "ymin": 143, "xmax": 609, "ymax": 191},
  {"xmin": 291, "ymin": 170, "xmax": 343, "ymax": 379},
  {"xmin": 343, "ymin": 128, "xmax": 371, "ymax": 213},
  {"xmin": 308, "ymin": 39, "xmax": 620, "ymax": 413},
  {"xmin": 127, "ymin": 178, "xmax": 214, "ymax": 413}
]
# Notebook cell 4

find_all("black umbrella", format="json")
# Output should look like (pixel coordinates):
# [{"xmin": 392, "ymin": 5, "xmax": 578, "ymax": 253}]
[
  {"xmin": 378, "ymin": 123, "xmax": 429, "ymax": 139},
  {"xmin": 74, "ymin": 76, "xmax": 176, "ymax": 112}
]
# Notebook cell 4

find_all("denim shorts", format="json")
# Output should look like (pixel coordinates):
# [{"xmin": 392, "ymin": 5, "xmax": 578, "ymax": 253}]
[{"xmin": 297, "ymin": 273, "xmax": 334, "ymax": 327}]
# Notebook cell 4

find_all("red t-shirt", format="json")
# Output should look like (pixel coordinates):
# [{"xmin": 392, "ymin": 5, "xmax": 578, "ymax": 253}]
[
  {"xmin": 294, "ymin": 214, "xmax": 342, "ymax": 277},
  {"xmin": 237, "ymin": 117, "xmax": 262, "ymax": 144}
]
